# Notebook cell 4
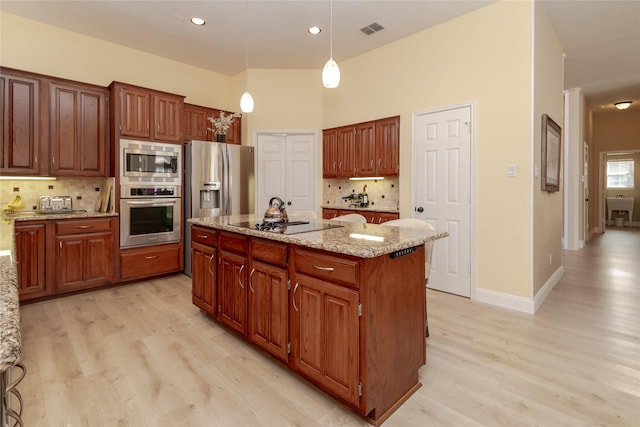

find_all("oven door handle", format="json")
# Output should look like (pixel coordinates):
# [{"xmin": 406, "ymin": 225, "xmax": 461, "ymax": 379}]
[{"xmin": 124, "ymin": 200, "xmax": 178, "ymax": 206}]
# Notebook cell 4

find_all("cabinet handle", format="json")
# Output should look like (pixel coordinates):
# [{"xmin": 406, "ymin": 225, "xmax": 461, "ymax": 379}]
[
  {"xmin": 312, "ymin": 264, "xmax": 334, "ymax": 271},
  {"xmin": 144, "ymin": 255, "xmax": 159, "ymax": 260},
  {"xmin": 249, "ymin": 268, "xmax": 255, "ymax": 292},
  {"xmin": 238, "ymin": 264, "xmax": 245, "ymax": 288},
  {"xmin": 59, "ymin": 241, "xmax": 62, "ymax": 256},
  {"xmin": 207, "ymin": 254, "xmax": 215, "ymax": 275},
  {"xmin": 197, "ymin": 234, "xmax": 209, "ymax": 239},
  {"xmin": 333, "ymin": 162, "xmax": 337, "ymax": 172},
  {"xmin": 292, "ymin": 282, "xmax": 299, "ymax": 312},
  {"xmin": 75, "ymin": 225, "xmax": 93, "ymax": 229},
  {"xmin": 370, "ymin": 159, "xmax": 374, "ymax": 168},
  {"xmin": 378, "ymin": 159, "xmax": 382, "ymax": 168},
  {"xmin": 157, "ymin": 123, "xmax": 160, "ymax": 132}
]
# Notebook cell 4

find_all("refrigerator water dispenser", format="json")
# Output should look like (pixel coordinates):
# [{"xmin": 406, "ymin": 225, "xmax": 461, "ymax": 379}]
[{"xmin": 200, "ymin": 182, "xmax": 221, "ymax": 209}]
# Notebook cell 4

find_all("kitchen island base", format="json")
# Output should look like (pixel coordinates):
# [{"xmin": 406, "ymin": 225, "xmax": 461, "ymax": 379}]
[{"xmin": 189, "ymin": 217, "xmax": 440, "ymax": 425}]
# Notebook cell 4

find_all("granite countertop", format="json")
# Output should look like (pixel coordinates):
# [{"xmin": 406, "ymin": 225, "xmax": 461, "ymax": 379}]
[
  {"xmin": 11, "ymin": 210, "xmax": 118, "ymax": 222},
  {"xmin": 0, "ymin": 217, "xmax": 20, "ymax": 373},
  {"xmin": 190, "ymin": 214, "xmax": 447, "ymax": 258},
  {"xmin": 321, "ymin": 205, "xmax": 400, "ymax": 213}
]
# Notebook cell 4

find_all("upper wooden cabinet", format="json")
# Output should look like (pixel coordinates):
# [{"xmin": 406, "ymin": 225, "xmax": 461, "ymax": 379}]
[
  {"xmin": 49, "ymin": 80, "xmax": 108, "ymax": 177},
  {"xmin": 323, "ymin": 116, "xmax": 400, "ymax": 178},
  {"xmin": 183, "ymin": 103, "xmax": 242, "ymax": 145},
  {"xmin": 0, "ymin": 69, "xmax": 44, "ymax": 175},
  {"xmin": 375, "ymin": 116, "xmax": 400, "ymax": 176},
  {"xmin": 110, "ymin": 82, "xmax": 184, "ymax": 144},
  {"xmin": 322, "ymin": 128, "xmax": 338, "ymax": 178}
]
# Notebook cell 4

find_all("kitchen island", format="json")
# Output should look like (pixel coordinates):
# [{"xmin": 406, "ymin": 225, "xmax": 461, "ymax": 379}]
[{"xmin": 188, "ymin": 214, "xmax": 447, "ymax": 425}]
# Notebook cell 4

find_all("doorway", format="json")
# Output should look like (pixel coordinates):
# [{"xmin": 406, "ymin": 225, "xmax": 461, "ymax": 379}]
[
  {"xmin": 412, "ymin": 104, "xmax": 474, "ymax": 298},
  {"xmin": 255, "ymin": 131, "xmax": 318, "ymax": 217}
]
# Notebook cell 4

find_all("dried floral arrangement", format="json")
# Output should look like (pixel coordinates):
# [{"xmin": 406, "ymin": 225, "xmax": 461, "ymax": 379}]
[{"xmin": 207, "ymin": 111, "xmax": 242, "ymax": 136}]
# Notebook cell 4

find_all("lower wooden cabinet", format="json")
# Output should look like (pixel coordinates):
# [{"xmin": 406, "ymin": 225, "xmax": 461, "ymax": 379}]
[
  {"xmin": 14, "ymin": 222, "xmax": 49, "ymax": 300},
  {"xmin": 322, "ymin": 208, "xmax": 399, "ymax": 224},
  {"xmin": 55, "ymin": 218, "xmax": 114, "ymax": 292},
  {"xmin": 120, "ymin": 242, "xmax": 182, "ymax": 281},
  {"xmin": 191, "ymin": 227, "xmax": 217, "ymax": 314},
  {"xmin": 289, "ymin": 272, "xmax": 360, "ymax": 406},
  {"xmin": 218, "ymin": 249, "xmax": 248, "ymax": 334}
]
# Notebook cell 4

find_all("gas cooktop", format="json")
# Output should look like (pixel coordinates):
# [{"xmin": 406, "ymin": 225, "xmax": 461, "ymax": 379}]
[{"xmin": 230, "ymin": 221, "xmax": 343, "ymax": 235}]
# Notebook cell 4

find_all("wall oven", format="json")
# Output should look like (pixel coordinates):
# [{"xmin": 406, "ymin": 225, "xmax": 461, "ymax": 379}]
[{"xmin": 120, "ymin": 184, "xmax": 181, "ymax": 249}]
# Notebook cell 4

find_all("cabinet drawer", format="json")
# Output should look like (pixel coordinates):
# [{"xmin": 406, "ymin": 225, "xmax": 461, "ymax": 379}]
[
  {"xmin": 219, "ymin": 231, "xmax": 249, "ymax": 254},
  {"xmin": 56, "ymin": 218, "xmax": 112, "ymax": 235},
  {"xmin": 294, "ymin": 248, "xmax": 359, "ymax": 287},
  {"xmin": 120, "ymin": 244, "xmax": 181, "ymax": 280},
  {"xmin": 251, "ymin": 238, "xmax": 288, "ymax": 267},
  {"xmin": 192, "ymin": 227, "xmax": 217, "ymax": 247}
]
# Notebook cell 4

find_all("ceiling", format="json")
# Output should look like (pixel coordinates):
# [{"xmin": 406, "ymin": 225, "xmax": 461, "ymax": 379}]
[{"xmin": 2, "ymin": 0, "xmax": 639, "ymax": 113}]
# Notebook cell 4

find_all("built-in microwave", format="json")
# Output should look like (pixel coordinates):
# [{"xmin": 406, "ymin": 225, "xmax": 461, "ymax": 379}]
[{"xmin": 120, "ymin": 139, "xmax": 182, "ymax": 184}]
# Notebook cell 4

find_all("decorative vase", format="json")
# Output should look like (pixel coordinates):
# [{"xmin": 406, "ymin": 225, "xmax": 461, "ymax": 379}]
[{"xmin": 216, "ymin": 134, "xmax": 226, "ymax": 143}]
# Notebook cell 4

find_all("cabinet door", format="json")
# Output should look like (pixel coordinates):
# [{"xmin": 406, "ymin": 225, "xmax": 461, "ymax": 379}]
[
  {"xmin": 355, "ymin": 121, "xmax": 376, "ymax": 177},
  {"xmin": 56, "ymin": 232, "xmax": 112, "ymax": 292},
  {"xmin": 153, "ymin": 95, "xmax": 182, "ymax": 143},
  {"xmin": 15, "ymin": 222, "xmax": 47, "ymax": 299},
  {"xmin": 322, "ymin": 129, "xmax": 338, "ymax": 178},
  {"xmin": 183, "ymin": 104, "xmax": 210, "ymax": 142},
  {"xmin": 290, "ymin": 273, "xmax": 359, "ymax": 406},
  {"xmin": 322, "ymin": 208, "xmax": 339, "ymax": 219},
  {"xmin": 249, "ymin": 260, "xmax": 289, "ymax": 361},
  {"xmin": 225, "ymin": 112, "xmax": 242, "ymax": 145},
  {"xmin": 375, "ymin": 116, "xmax": 399, "ymax": 176},
  {"xmin": 50, "ymin": 82, "xmax": 107, "ymax": 176},
  {"xmin": 0, "ymin": 73, "xmax": 41, "ymax": 175},
  {"xmin": 218, "ymin": 250, "xmax": 248, "ymax": 335},
  {"xmin": 120, "ymin": 86, "xmax": 150, "ymax": 138},
  {"xmin": 376, "ymin": 212, "xmax": 399, "ymax": 224},
  {"xmin": 192, "ymin": 243, "xmax": 216, "ymax": 314},
  {"xmin": 337, "ymin": 126, "xmax": 356, "ymax": 178}
]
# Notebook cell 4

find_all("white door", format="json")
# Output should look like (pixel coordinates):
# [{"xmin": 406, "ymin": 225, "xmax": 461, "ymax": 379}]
[
  {"xmin": 256, "ymin": 132, "xmax": 317, "ymax": 217},
  {"xmin": 413, "ymin": 106, "xmax": 472, "ymax": 297}
]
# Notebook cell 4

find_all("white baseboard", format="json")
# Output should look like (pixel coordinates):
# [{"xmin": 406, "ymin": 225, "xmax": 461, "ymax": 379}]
[
  {"xmin": 533, "ymin": 266, "xmax": 564, "ymax": 313},
  {"xmin": 474, "ymin": 266, "xmax": 564, "ymax": 315},
  {"xmin": 475, "ymin": 288, "xmax": 535, "ymax": 314}
]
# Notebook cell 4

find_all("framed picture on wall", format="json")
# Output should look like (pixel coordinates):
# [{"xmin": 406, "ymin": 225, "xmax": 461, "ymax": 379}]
[{"xmin": 541, "ymin": 113, "xmax": 561, "ymax": 193}]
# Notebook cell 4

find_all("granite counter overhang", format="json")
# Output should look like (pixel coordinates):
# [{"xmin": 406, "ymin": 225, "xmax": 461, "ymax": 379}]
[
  {"xmin": 189, "ymin": 214, "xmax": 447, "ymax": 258},
  {"xmin": 11, "ymin": 210, "xmax": 118, "ymax": 222}
]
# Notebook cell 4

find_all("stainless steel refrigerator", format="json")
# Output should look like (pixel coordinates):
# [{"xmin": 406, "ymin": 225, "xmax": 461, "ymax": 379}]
[{"xmin": 184, "ymin": 140, "xmax": 255, "ymax": 276}]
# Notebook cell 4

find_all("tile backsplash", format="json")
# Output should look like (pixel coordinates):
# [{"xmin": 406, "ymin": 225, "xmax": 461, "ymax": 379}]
[
  {"xmin": 0, "ymin": 177, "xmax": 112, "ymax": 212},
  {"xmin": 323, "ymin": 177, "xmax": 399, "ymax": 210}
]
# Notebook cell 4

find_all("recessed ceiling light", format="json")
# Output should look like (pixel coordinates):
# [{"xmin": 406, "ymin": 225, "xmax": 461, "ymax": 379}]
[
  {"xmin": 191, "ymin": 17, "xmax": 206, "ymax": 26},
  {"xmin": 308, "ymin": 26, "xmax": 321, "ymax": 35},
  {"xmin": 614, "ymin": 101, "xmax": 632, "ymax": 110}
]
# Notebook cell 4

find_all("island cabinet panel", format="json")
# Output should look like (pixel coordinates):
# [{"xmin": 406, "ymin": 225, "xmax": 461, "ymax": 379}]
[
  {"xmin": 49, "ymin": 81, "xmax": 108, "ymax": 177},
  {"xmin": 15, "ymin": 222, "xmax": 49, "ymax": 300},
  {"xmin": 248, "ymin": 260, "xmax": 289, "ymax": 362},
  {"xmin": 0, "ymin": 71, "xmax": 43, "ymax": 175},
  {"xmin": 191, "ymin": 226, "xmax": 217, "ymax": 314},
  {"xmin": 218, "ymin": 250, "xmax": 248, "ymax": 335},
  {"xmin": 54, "ymin": 218, "xmax": 114, "ymax": 292},
  {"xmin": 290, "ymin": 272, "xmax": 360, "ymax": 407}
]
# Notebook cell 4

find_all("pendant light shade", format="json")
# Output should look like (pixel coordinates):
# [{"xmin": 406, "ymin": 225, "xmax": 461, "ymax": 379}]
[
  {"xmin": 323, "ymin": 0, "xmax": 340, "ymax": 88},
  {"xmin": 322, "ymin": 58, "xmax": 341, "ymax": 88},
  {"xmin": 240, "ymin": 91, "xmax": 254, "ymax": 113}
]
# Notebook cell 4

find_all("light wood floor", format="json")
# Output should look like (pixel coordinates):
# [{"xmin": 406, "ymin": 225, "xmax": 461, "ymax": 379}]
[{"xmin": 17, "ymin": 229, "xmax": 640, "ymax": 426}]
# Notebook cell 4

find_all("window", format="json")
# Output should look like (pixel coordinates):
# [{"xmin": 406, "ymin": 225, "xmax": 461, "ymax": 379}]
[{"xmin": 606, "ymin": 159, "xmax": 634, "ymax": 189}]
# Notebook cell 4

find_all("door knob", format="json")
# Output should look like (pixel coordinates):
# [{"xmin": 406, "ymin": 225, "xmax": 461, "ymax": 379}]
[
  {"xmin": 287, "ymin": 201, "xmax": 292, "ymax": 205},
  {"xmin": 416, "ymin": 206, "xmax": 424, "ymax": 213}
]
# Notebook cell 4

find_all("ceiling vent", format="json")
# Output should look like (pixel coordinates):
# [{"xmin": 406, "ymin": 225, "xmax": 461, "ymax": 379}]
[{"xmin": 360, "ymin": 22, "xmax": 385, "ymax": 35}]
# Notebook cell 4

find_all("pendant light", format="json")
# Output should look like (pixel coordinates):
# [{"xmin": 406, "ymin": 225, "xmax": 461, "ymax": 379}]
[
  {"xmin": 322, "ymin": 0, "xmax": 340, "ymax": 88},
  {"xmin": 240, "ymin": 1, "xmax": 254, "ymax": 113}
]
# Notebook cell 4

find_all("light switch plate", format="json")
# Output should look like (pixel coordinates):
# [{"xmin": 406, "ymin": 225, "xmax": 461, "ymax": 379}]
[{"xmin": 507, "ymin": 164, "xmax": 517, "ymax": 177}]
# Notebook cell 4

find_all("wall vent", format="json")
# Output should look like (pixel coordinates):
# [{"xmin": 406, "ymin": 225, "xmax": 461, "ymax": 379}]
[{"xmin": 360, "ymin": 22, "xmax": 385, "ymax": 35}]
